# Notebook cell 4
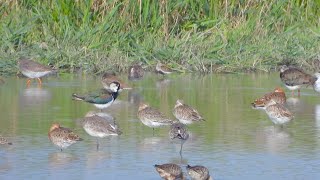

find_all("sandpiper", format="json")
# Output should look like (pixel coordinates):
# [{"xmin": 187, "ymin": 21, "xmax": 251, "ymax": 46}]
[
  {"xmin": 137, "ymin": 103, "xmax": 176, "ymax": 134},
  {"xmin": 156, "ymin": 62, "xmax": 173, "ymax": 75},
  {"xmin": 169, "ymin": 123, "xmax": 189, "ymax": 156},
  {"xmin": 48, "ymin": 123, "xmax": 82, "ymax": 151},
  {"xmin": 18, "ymin": 58, "xmax": 56, "ymax": 87},
  {"xmin": 251, "ymin": 87, "xmax": 286, "ymax": 108},
  {"xmin": 186, "ymin": 165, "xmax": 212, "ymax": 180},
  {"xmin": 72, "ymin": 82, "xmax": 120, "ymax": 110},
  {"xmin": 82, "ymin": 112, "xmax": 122, "ymax": 150},
  {"xmin": 173, "ymin": 99, "xmax": 204, "ymax": 125},
  {"xmin": 0, "ymin": 136, "xmax": 12, "ymax": 145},
  {"xmin": 128, "ymin": 64, "xmax": 144, "ymax": 80},
  {"xmin": 280, "ymin": 65, "xmax": 316, "ymax": 96},
  {"xmin": 101, "ymin": 72, "xmax": 131, "ymax": 91},
  {"xmin": 264, "ymin": 100, "xmax": 294, "ymax": 125},
  {"xmin": 154, "ymin": 163, "xmax": 184, "ymax": 180}
]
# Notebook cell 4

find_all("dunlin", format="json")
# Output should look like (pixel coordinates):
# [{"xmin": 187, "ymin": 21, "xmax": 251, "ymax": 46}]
[
  {"xmin": 48, "ymin": 123, "xmax": 82, "ymax": 151},
  {"xmin": 154, "ymin": 163, "xmax": 184, "ymax": 180},
  {"xmin": 72, "ymin": 82, "xmax": 120, "ymax": 110},
  {"xmin": 173, "ymin": 99, "xmax": 204, "ymax": 125}
]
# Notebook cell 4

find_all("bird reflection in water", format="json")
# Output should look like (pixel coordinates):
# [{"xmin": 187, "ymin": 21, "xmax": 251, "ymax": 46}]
[
  {"xmin": 286, "ymin": 97, "xmax": 303, "ymax": 113},
  {"xmin": 169, "ymin": 123, "xmax": 189, "ymax": 162},
  {"xmin": 48, "ymin": 152, "xmax": 78, "ymax": 169},
  {"xmin": 255, "ymin": 126, "xmax": 291, "ymax": 154}
]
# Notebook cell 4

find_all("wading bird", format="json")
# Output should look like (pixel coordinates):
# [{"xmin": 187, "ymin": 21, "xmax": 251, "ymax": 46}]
[
  {"xmin": 48, "ymin": 123, "xmax": 82, "ymax": 151},
  {"xmin": 18, "ymin": 58, "xmax": 57, "ymax": 87},
  {"xmin": 280, "ymin": 65, "xmax": 316, "ymax": 96}
]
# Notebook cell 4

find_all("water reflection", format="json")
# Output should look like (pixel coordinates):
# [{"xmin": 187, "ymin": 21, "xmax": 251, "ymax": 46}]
[
  {"xmin": 127, "ymin": 89, "xmax": 143, "ymax": 106},
  {"xmin": 314, "ymin": 105, "xmax": 320, "ymax": 138},
  {"xmin": 255, "ymin": 126, "xmax": 291, "ymax": 154},
  {"xmin": 19, "ymin": 87, "xmax": 51, "ymax": 107},
  {"xmin": 85, "ymin": 150, "xmax": 111, "ymax": 169},
  {"xmin": 48, "ymin": 152, "xmax": 78, "ymax": 168},
  {"xmin": 156, "ymin": 78, "xmax": 171, "ymax": 89},
  {"xmin": 0, "ymin": 155, "xmax": 11, "ymax": 173},
  {"xmin": 286, "ymin": 97, "xmax": 303, "ymax": 113}
]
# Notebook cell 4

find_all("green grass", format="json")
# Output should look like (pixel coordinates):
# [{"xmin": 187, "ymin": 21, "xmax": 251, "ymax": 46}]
[{"xmin": 1, "ymin": 0, "xmax": 320, "ymax": 75}]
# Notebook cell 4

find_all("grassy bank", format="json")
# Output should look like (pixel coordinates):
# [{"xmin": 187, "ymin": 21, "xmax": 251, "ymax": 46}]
[{"xmin": 1, "ymin": 0, "xmax": 320, "ymax": 75}]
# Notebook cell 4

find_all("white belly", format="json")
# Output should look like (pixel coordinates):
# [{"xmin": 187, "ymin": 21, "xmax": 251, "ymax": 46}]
[
  {"xmin": 22, "ymin": 70, "xmax": 52, "ymax": 78},
  {"xmin": 285, "ymin": 85, "xmax": 301, "ymax": 91},
  {"xmin": 94, "ymin": 101, "xmax": 113, "ymax": 109}
]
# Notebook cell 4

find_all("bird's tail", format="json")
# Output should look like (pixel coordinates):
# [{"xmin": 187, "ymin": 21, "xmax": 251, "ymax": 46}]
[{"xmin": 72, "ymin": 93, "xmax": 85, "ymax": 101}]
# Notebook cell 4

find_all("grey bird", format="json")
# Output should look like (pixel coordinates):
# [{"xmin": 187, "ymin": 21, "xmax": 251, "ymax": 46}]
[
  {"xmin": 82, "ymin": 112, "xmax": 122, "ymax": 150},
  {"xmin": 280, "ymin": 65, "xmax": 316, "ymax": 96},
  {"xmin": 18, "ymin": 57, "xmax": 57, "ymax": 87}
]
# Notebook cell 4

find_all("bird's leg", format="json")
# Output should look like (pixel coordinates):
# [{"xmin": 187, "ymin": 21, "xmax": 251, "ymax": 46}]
[
  {"xmin": 291, "ymin": 90, "xmax": 294, "ymax": 97},
  {"xmin": 37, "ymin": 78, "xmax": 42, "ymax": 86},
  {"xmin": 179, "ymin": 142, "xmax": 183, "ymax": 156},
  {"xmin": 26, "ymin": 79, "xmax": 32, "ymax": 87},
  {"xmin": 298, "ymin": 89, "xmax": 301, "ymax": 97},
  {"xmin": 96, "ymin": 138, "xmax": 100, "ymax": 151},
  {"xmin": 179, "ymin": 142, "xmax": 183, "ymax": 163},
  {"xmin": 153, "ymin": 128, "xmax": 155, "ymax": 136}
]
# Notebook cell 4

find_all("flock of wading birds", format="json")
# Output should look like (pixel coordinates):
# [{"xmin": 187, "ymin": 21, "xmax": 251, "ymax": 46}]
[{"xmin": 1, "ymin": 58, "xmax": 320, "ymax": 180}]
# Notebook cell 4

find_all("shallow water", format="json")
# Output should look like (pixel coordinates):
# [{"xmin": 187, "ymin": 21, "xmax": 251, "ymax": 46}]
[{"xmin": 0, "ymin": 73, "xmax": 320, "ymax": 180}]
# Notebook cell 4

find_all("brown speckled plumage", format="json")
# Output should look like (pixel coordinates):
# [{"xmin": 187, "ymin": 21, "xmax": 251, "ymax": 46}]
[
  {"xmin": 264, "ymin": 100, "xmax": 293, "ymax": 125},
  {"xmin": 137, "ymin": 103, "xmax": 176, "ymax": 129},
  {"xmin": 128, "ymin": 64, "xmax": 144, "ymax": 80},
  {"xmin": 156, "ymin": 62, "xmax": 173, "ymax": 75},
  {"xmin": 173, "ymin": 99, "xmax": 204, "ymax": 125},
  {"xmin": 186, "ymin": 165, "xmax": 211, "ymax": 180},
  {"xmin": 154, "ymin": 163, "xmax": 184, "ymax": 180},
  {"xmin": 252, "ymin": 87, "xmax": 286, "ymax": 108},
  {"xmin": 48, "ymin": 123, "xmax": 82, "ymax": 151}
]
